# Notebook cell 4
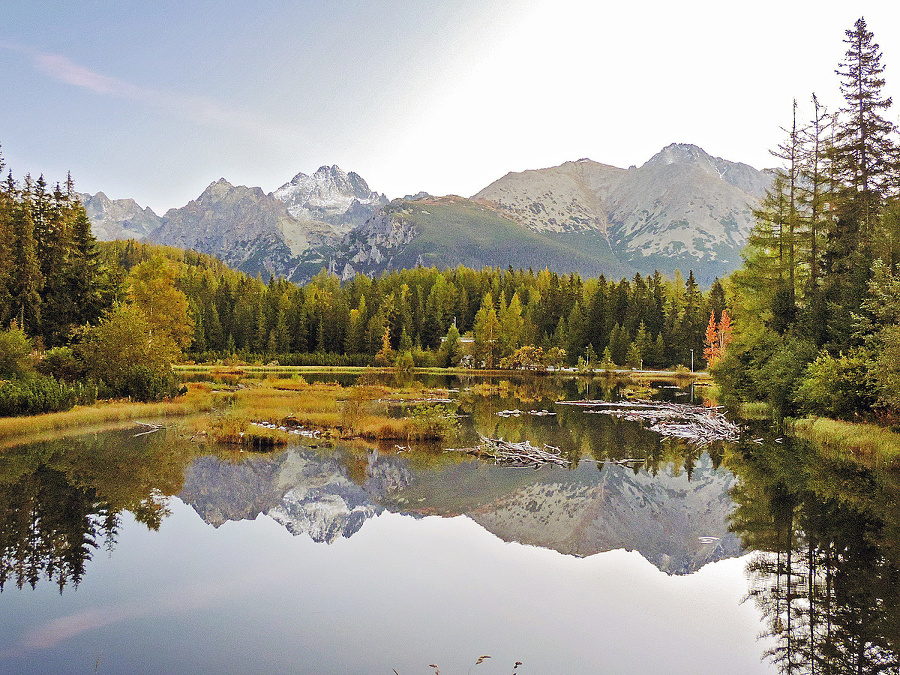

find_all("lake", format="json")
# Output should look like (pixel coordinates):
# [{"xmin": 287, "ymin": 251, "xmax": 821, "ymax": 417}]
[{"xmin": 1, "ymin": 374, "xmax": 897, "ymax": 674}]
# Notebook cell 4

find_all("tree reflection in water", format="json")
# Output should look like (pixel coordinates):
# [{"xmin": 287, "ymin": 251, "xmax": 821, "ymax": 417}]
[
  {"xmin": 0, "ymin": 430, "xmax": 191, "ymax": 592},
  {"xmin": 729, "ymin": 433, "xmax": 900, "ymax": 673}
]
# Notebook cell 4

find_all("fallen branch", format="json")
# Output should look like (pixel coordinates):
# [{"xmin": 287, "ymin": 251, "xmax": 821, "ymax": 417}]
[
  {"xmin": 448, "ymin": 434, "xmax": 571, "ymax": 468},
  {"xmin": 134, "ymin": 421, "xmax": 168, "ymax": 437}
]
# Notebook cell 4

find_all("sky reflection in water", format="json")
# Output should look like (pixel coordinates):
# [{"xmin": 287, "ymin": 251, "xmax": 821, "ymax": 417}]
[{"xmin": 1, "ymin": 489, "xmax": 772, "ymax": 674}]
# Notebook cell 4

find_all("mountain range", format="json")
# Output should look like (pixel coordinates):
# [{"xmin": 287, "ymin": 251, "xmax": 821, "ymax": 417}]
[
  {"xmin": 83, "ymin": 144, "xmax": 769, "ymax": 285},
  {"xmin": 177, "ymin": 447, "xmax": 742, "ymax": 575}
]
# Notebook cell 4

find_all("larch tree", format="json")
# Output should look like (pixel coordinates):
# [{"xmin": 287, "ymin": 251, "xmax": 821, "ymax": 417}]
[
  {"xmin": 799, "ymin": 94, "xmax": 832, "ymax": 290},
  {"xmin": 770, "ymin": 99, "xmax": 803, "ymax": 303},
  {"xmin": 128, "ymin": 255, "xmax": 194, "ymax": 352}
]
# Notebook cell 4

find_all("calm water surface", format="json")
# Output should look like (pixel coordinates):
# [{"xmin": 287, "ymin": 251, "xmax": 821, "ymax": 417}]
[{"xmin": 1, "ymin": 375, "xmax": 897, "ymax": 674}]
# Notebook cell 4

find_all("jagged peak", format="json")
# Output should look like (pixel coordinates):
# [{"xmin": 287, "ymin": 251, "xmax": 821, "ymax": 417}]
[
  {"xmin": 643, "ymin": 143, "xmax": 714, "ymax": 168},
  {"xmin": 203, "ymin": 177, "xmax": 234, "ymax": 190},
  {"xmin": 273, "ymin": 164, "xmax": 382, "ymax": 209},
  {"xmin": 314, "ymin": 164, "xmax": 347, "ymax": 178},
  {"xmin": 197, "ymin": 178, "xmax": 238, "ymax": 203}
]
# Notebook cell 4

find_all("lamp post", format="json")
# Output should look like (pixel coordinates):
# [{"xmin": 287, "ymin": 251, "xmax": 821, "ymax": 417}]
[{"xmin": 690, "ymin": 349, "xmax": 694, "ymax": 373}]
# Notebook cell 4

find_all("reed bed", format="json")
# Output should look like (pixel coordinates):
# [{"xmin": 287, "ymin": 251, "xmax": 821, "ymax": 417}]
[
  {"xmin": 0, "ymin": 383, "xmax": 215, "ymax": 446},
  {"xmin": 789, "ymin": 417, "xmax": 900, "ymax": 467},
  {"xmin": 738, "ymin": 401, "xmax": 773, "ymax": 420},
  {"xmin": 197, "ymin": 380, "xmax": 457, "ymax": 446}
]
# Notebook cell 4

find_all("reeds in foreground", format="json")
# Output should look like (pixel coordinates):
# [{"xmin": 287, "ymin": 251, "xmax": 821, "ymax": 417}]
[{"xmin": 790, "ymin": 417, "xmax": 900, "ymax": 467}]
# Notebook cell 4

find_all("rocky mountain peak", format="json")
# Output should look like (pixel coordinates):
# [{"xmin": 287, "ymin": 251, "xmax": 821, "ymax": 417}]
[
  {"xmin": 198, "ymin": 178, "xmax": 236, "ymax": 203},
  {"xmin": 642, "ymin": 143, "xmax": 769, "ymax": 197},
  {"xmin": 275, "ymin": 164, "xmax": 381, "ymax": 207},
  {"xmin": 78, "ymin": 190, "xmax": 162, "ymax": 241},
  {"xmin": 312, "ymin": 164, "xmax": 346, "ymax": 180},
  {"xmin": 644, "ymin": 143, "xmax": 713, "ymax": 167},
  {"xmin": 271, "ymin": 163, "xmax": 387, "ymax": 237}
]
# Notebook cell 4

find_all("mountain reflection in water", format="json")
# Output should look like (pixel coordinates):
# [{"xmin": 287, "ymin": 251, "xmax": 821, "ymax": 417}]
[
  {"xmin": 179, "ymin": 448, "xmax": 411, "ymax": 543},
  {"xmin": 177, "ymin": 447, "xmax": 742, "ymax": 574}
]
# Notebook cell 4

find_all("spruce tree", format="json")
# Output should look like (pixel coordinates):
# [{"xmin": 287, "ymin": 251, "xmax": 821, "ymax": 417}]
[
  {"xmin": 832, "ymin": 17, "xmax": 898, "ymax": 234},
  {"xmin": 10, "ymin": 195, "xmax": 43, "ymax": 332},
  {"xmin": 0, "ymin": 163, "xmax": 13, "ymax": 323},
  {"xmin": 823, "ymin": 17, "xmax": 898, "ymax": 349}
]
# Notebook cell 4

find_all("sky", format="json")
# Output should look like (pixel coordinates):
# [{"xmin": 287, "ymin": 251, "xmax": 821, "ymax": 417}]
[{"xmin": 2, "ymin": 0, "xmax": 900, "ymax": 215}]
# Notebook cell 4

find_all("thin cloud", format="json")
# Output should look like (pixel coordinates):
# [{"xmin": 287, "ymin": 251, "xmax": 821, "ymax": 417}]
[
  {"xmin": 1, "ymin": 41, "xmax": 296, "ymax": 141},
  {"xmin": 34, "ymin": 51, "xmax": 151, "ymax": 101}
]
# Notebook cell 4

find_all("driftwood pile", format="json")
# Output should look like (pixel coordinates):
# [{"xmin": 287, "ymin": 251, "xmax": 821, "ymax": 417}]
[
  {"xmin": 450, "ymin": 433, "xmax": 571, "ymax": 468},
  {"xmin": 556, "ymin": 399, "xmax": 741, "ymax": 445}
]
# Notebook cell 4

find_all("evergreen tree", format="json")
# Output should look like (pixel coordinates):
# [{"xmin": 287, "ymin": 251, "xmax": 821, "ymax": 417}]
[
  {"xmin": 608, "ymin": 323, "xmax": 628, "ymax": 365},
  {"xmin": 832, "ymin": 17, "xmax": 898, "ymax": 234},
  {"xmin": 10, "ymin": 200, "xmax": 43, "ymax": 332}
]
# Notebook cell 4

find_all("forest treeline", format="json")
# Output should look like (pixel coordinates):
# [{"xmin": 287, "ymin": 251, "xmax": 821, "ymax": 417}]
[
  {"xmin": 8, "ymin": 15, "xmax": 900, "ymax": 429},
  {"xmin": 715, "ymin": 17, "xmax": 900, "ymax": 422},
  {"xmin": 100, "ymin": 239, "xmax": 726, "ymax": 371}
]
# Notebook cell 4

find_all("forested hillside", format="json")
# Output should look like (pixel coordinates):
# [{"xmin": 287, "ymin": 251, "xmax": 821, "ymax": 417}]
[
  {"xmin": 715, "ymin": 17, "xmax": 900, "ymax": 421},
  {"xmin": 99, "ymin": 239, "xmax": 727, "ymax": 371}
]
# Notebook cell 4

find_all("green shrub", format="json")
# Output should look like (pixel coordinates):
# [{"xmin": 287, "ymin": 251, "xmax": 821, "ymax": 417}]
[
  {"xmin": 37, "ymin": 346, "xmax": 84, "ymax": 382},
  {"xmin": 755, "ymin": 336, "xmax": 818, "ymax": 416},
  {"xmin": 0, "ymin": 324, "xmax": 33, "ymax": 378},
  {"xmin": 117, "ymin": 365, "xmax": 185, "ymax": 402},
  {"xmin": 0, "ymin": 375, "xmax": 79, "ymax": 417},
  {"xmin": 408, "ymin": 403, "xmax": 458, "ymax": 440},
  {"xmin": 394, "ymin": 350, "xmax": 415, "ymax": 372},
  {"xmin": 795, "ymin": 348, "xmax": 874, "ymax": 419},
  {"xmin": 411, "ymin": 348, "xmax": 437, "ymax": 368}
]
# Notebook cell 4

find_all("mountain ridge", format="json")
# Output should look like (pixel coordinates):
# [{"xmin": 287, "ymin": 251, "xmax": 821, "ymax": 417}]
[{"xmin": 81, "ymin": 144, "xmax": 769, "ymax": 284}]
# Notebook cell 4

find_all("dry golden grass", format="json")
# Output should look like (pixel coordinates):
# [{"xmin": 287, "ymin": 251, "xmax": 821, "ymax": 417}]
[
  {"xmin": 0, "ymin": 383, "xmax": 215, "ymax": 447},
  {"xmin": 352, "ymin": 417, "xmax": 408, "ymax": 440},
  {"xmin": 265, "ymin": 376, "xmax": 309, "ymax": 391},
  {"xmin": 193, "ymin": 380, "xmax": 456, "ymax": 444},
  {"xmin": 0, "ymin": 375, "xmax": 454, "ymax": 450}
]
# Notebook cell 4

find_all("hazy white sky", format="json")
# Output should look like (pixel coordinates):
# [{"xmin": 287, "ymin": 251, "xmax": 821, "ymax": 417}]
[{"xmin": 2, "ymin": 0, "xmax": 899, "ymax": 214}]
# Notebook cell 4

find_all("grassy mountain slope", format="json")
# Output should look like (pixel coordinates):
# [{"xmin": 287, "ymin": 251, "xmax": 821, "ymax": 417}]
[{"xmin": 330, "ymin": 196, "xmax": 632, "ymax": 280}]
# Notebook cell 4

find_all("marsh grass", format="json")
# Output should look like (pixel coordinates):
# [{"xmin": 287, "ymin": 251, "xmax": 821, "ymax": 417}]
[
  {"xmin": 739, "ymin": 401, "xmax": 773, "ymax": 420},
  {"xmin": 194, "ymin": 380, "xmax": 456, "ymax": 444},
  {"xmin": 0, "ymin": 383, "xmax": 215, "ymax": 446},
  {"xmin": 790, "ymin": 417, "xmax": 900, "ymax": 467}
]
